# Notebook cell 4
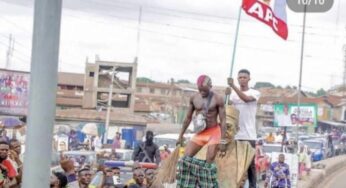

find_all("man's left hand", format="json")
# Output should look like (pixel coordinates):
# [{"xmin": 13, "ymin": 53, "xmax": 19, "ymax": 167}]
[
  {"xmin": 227, "ymin": 77, "xmax": 234, "ymax": 87},
  {"xmin": 219, "ymin": 143, "xmax": 227, "ymax": 158}
]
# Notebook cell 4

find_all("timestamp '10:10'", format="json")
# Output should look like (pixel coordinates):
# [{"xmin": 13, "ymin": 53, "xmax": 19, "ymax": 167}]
[{"xmin": 298, "ymin": 0, "xmax": 325, "ymax": 5}]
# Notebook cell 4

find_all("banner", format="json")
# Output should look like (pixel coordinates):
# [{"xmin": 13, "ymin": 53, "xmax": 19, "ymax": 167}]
[
  {"xmin": 274, "ymin": 104, "xmax": 317, "ymax": 127},
  {"xmin": 242, "ymin": 0, "xmax": 288, "ymax": 40},
  {"xmin": 0, "ymin": 70, "xmax": 30, "ymax": 115}
]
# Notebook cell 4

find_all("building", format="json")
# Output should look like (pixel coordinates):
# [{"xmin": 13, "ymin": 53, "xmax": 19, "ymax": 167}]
[{"xmin": 83, "ymin": 60, "xmax": 137, "ymax": 112}]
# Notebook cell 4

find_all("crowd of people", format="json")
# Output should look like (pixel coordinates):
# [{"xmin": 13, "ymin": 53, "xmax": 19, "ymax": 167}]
[{"xmin": 0, "ymin": 136, "xmax": 23, "ymax": 188}]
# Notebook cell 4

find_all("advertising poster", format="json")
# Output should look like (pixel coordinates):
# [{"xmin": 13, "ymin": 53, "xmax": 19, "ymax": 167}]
[
  {"xmin": 274, "ymin": 104, "xmax": 317, "ymax": 127},
  {"xmin": 0, "ymin": 69, "xmax": 30, "ymax": 115}
]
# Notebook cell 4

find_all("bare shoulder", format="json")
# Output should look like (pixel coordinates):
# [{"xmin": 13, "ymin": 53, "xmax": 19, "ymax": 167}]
[
  {"xmin": 212, "ymin": 92, "xmax": 224, "ymax": 105},
  {"xmin": 189, "ymin": 93, "xmax": 200, "ymax": 103}
]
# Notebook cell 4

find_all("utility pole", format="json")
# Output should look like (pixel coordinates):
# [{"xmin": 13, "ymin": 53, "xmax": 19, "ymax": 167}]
[
  {"xmin": 22, "ymin": 0, "xmax": 62, "ymax": 187},
  {"xmin": 6, "ymin": 34, "xmax": 14, "ymax": 69},
  {"xmin": 296, "ymin": 5, "xmax": 307, "ymax": 147},
  {"xmin": 134, "ymin": 6, "xmax": 142, "ymax": 63},
  {"xmin": 343, "ymin": 44, "xmax": 346, "ymax": 97},
  {"xmin": 103, "ymin": 66, "xmax": 116, "ymax": 144}
]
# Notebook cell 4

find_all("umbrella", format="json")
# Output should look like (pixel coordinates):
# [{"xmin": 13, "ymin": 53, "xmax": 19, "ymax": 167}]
[
  {"xmin": 81, "ymin": 123, "xmax": 98, "ymax": 136},
  {"xmin": 54, "ymin": 124, "xmax": 72, "ymax": 134},
  {"xmin": 0, "ymin": 117, "xmax": 24, "ymax": 129}
]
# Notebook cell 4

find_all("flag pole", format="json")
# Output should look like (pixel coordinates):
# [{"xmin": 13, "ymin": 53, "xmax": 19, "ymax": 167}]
[
  {"xmin": 226, "ymin": 4, "xmax": 242, "ymax": 105},
  {"xmin": 296, "ymin": 5, "xmax": 307, "ymax": 149},
  {"xmin": 230, "ymin": 5, "xmax": 243, "ymax": 78}
]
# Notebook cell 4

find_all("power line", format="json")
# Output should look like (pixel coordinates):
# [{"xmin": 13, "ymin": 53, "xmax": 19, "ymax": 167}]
[{"xmin": 82, "ymin": 0, "xmax": 341, "ymax": 32}]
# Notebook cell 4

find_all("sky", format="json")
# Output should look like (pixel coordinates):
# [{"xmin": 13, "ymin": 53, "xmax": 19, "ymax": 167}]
[{"xmin": 0, "ymin": 0, "xmax": 345, "ymax": 91}]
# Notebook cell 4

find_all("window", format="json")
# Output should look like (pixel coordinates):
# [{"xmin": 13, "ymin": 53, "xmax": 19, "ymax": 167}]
[
  {"xmin": 161, "ymin": 89, "xmax": 166, "ymax": 95},
  {"xmin": 150, "ymin": 88, "xmax": 155, "ymax": 94},
  {"xmin": 89, "ymin": 72, "xmax": 94, "ymax": 77}
]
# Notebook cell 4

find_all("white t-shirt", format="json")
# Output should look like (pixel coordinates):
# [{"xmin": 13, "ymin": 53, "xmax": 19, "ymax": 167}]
[{"xmin": 230, "ymin": 88, "xmax": 260, "ymax": 140}]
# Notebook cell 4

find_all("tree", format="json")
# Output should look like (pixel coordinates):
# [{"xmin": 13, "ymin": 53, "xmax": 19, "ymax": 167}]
[
  {"xmin": 285, "ymin": 85, "xmax": 292, "ymax": 89},
  {"xmin": 254, "ymin": 82, "xmax": 275, "ymax": 89},
  {"xmin": 136, "ymin": 77, "xmax": 155, "ymax": 83},
  {"xmin": 276, "ymin": 85, "xmax": 283, "ymax": 89},
  {"xmin": 176, "ymin": 79, "xmax": 191, "ymax": 84},
  {"xmin": 316, "ymin": 88, "xmax": 326, "ymax": 97}
]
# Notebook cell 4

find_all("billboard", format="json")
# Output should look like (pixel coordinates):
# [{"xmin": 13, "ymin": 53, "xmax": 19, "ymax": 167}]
[
  {"xmin": 274, "ymin": 103, "xmax": 317, "ymax": 127},
  {"xmin": 0, "ymin": 69, "xmax": 30, "ymax": 115}
]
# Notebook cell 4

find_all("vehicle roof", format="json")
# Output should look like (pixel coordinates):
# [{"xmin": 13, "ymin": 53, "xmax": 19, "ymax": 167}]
[
  {"xmin": 303, "ymin": 139, "xmax": 324, "ymax": 143},
  {"xmin": 63, "ymin": 151, "xmax": 96, "ymax": 155},
  {"xmin": 154, "ymin": 134, "xmax": 179, "ymax": 139},
  {"xmin": 263, "ymin": 143, "xmax": 282, "ymax": 147}
]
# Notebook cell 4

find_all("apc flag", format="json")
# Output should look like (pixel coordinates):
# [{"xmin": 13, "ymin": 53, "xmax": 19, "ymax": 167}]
[{"xmin": 242, "ymin": 0, "xmax": 288, "ymax": 40}]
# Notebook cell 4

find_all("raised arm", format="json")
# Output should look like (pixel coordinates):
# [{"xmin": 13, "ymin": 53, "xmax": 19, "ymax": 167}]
[
  {"xmin": 177, "ymin": 96, "xmax": 195, "ymax": 145},
  {"xmin": 228, "ymin": 78, "xmax": 256, "ymax": 103}
]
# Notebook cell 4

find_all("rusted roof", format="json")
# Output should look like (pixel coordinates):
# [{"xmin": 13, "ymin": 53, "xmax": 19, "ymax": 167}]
[
  {"xmin": 137, "ymin": 82, "xmax": 180, "ymax": 90},
  {"xmin": 58, "ymin": 72, "xmax": 84, "ymax": 87},
  {"xmin": 56, "ymin": 98, "xmax": 83, "ymax": 107},
  {"xmin": 56, "ymin": 109, "xmax": 147, "ymax": 125},
  {"xmin": 258, "ymin": 95, "xmax": 342, "ymax": 107}
]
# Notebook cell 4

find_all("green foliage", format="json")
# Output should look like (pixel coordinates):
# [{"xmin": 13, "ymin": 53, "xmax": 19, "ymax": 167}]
[
  {"xmin": 136, "ymin": 77, "xmax": 155, "ymax": 83},
  {"xmin": 254, "ymin": 82, "xmax": 275, "ymax": 89}
]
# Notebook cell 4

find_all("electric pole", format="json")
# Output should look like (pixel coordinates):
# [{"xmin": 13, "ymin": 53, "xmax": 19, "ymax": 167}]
[
  {"xmin": 6, "ymin": 34, "xmax": 14, "ymax": 69},
  {"xmin": 343, "ymin": 44, "xmax": 346, "ymax": 97}
]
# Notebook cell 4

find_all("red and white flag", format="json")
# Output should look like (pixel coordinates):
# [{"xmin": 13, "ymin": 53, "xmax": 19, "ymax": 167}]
[{"xmin": 242, "ymin": 0, "xmax": 288, "ymax": 40}]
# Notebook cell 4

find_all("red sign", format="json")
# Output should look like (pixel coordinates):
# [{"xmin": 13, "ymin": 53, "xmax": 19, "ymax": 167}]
[
  {"xmin": 242, "ymin": 0, "xmax": 288, "ymax": 40},
  {"xmin": 0, "ymin": 69, "xmax": 30, "ymax": 115}
]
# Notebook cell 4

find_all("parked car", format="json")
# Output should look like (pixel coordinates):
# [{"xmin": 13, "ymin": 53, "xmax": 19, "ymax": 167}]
[
  {"xmin": 303, "ymin": 140, "xmax": 325, "ymax": 161},
  {"xmin": 262, "ymin": 143, "xmax": 283, "ymax": 154},
  {"xmin": 333, "ymin": 139, "xmax": 346, "ymax": 155}
]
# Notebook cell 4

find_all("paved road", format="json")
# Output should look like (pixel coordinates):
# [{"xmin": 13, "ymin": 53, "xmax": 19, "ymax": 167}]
[{"xmin": 319, "ymin": 166, "xmax": 346, "ymax": 188}]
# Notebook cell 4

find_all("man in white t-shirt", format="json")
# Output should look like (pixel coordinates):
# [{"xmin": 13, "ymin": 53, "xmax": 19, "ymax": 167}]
[{"xmin": 228, "ymin": 69, "xmax": 260, "ymax": 188}]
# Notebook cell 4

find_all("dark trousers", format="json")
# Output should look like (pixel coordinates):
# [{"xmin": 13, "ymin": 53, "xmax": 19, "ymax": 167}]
[{"xmin": 239, "ymin": 140, "xmax": 256, "ymax": 188}]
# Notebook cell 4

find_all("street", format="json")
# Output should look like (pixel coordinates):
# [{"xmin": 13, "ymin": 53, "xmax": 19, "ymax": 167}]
[{"xmin": 318, "ymin": 166, "xmax": 346, "ymax": 188}]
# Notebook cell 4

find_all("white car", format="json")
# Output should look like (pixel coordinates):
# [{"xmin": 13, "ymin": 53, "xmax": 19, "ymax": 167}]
[{"xmin": 154, "ymin": 133, "xmax": 194, "ymax": 152}]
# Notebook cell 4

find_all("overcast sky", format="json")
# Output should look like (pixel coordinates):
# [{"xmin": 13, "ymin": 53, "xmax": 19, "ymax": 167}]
[{"xmin": 0, "ymin": 0, "xmax": 345, "ymax": 91}]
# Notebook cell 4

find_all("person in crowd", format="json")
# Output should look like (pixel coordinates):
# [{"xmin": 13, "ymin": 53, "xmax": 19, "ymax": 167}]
[
  {"xmin": 77, "ymin": 168, "xmax": 92, "ymax": 188},
  {"xmin": 266, "ymin": 132, "xmax": 275, "ymax": 143},
  {"xmin": 228, "ymin": 69, "xmax": 261, "ymax": 188},
  {"xmin": 50, "ymin": 172, "xmax": 68, "ymax": 188},
  {"xmin": 265, "ymin": 154, "xmax": 291, "ymax": 188},
  {"xmin": 92, "ymin": 135, "xmax": 102, "ymax": 152},
  {"xmin": 8, "ymin": 139, "xmax": 22, "ymax": 184},
  {"xmin": 127, "ymin": 169, "xmax": 146, "ymax": 188},
  {"xmin": 275, "ymin": 131, "xmax": 283, "ymax": 143},
  {"xmin": 144, "ymin": 169, "xmax": 155, "ymax": 188},
  {"xmin": 159, "ymin": 145, "xmax": 170, "ymax": 161},
  {"xmin": 126, "ymin": 162, "xmax": 141, "ymax": 187},
  {"xmin": 132, "ymin": 131, "xmax": 160, "ymax": 165},
  {"xmin": 0, "ymin": 141, "xmax": 17, "ymax": 187},
  {"xmin": 112, "ymin": 132, "xmax": 122, "ymax": 152},
  {"xmin": 0, "ymin": 130, "xmax": 9, "ymax": 143},
  {"xmin": 297, "ymin": 145, "xmax": 308, "ymax": 180},
  {"xmin": 304, "ymin": 145, "xmax": 312, "ymax": 176},
  {"xmin": 68, "ymin": 130, "xmax": 79, "ymax": 151}
]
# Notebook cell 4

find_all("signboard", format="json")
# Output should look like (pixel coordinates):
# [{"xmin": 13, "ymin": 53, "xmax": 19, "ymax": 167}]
[
  {"xmin": 0, "ymin": 70, "xmax": 30, "ymax": 115},
  {"xmin": 57, "ymin": 135, "xmax": 69, "ymax": 152},
  {"xmin": 270, "ymin": 152, "xmax": 299, "ymax": 188},
  {"xmin": 274, "ymin": 104, "xmax": 317, "ymax": 127}
]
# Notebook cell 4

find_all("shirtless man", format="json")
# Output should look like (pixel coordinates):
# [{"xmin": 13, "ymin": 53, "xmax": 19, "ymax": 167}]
[{"xmin": 177, "ymin": 75, "xmax": 227, "ymax": 163}]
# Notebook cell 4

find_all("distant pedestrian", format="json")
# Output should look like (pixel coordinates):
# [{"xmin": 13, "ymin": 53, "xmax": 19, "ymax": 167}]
[
  {"xmin": 112, "ymin": 132, "xmax": 122, "ymax": 152},
  {"xmin": 132, "ymin": 131, "xmax": 160, "ymax": 165},
  {"xmin": 265, "ymin": 154, "xmax": 291, "ymax": 188}
]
